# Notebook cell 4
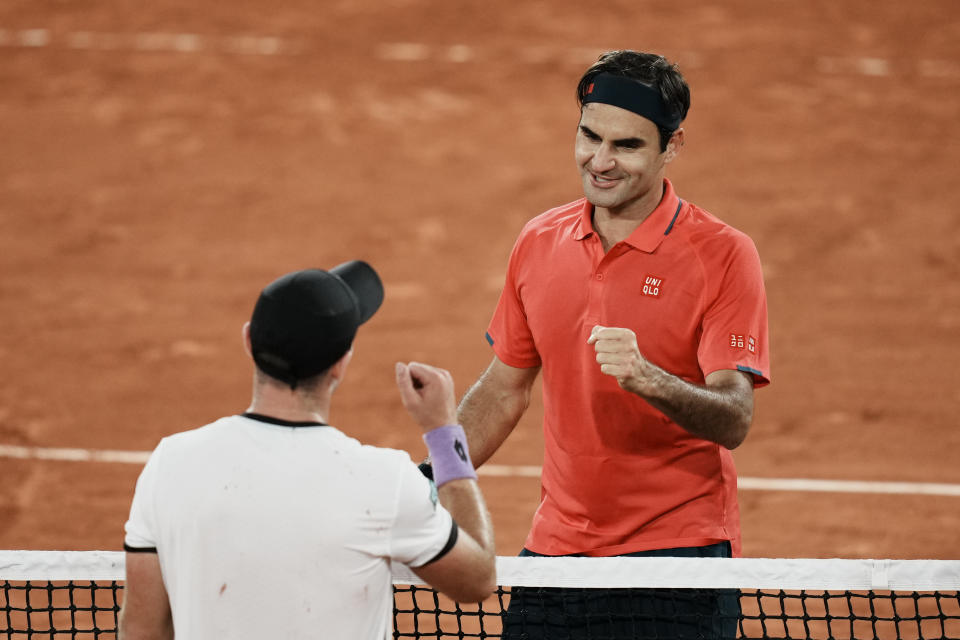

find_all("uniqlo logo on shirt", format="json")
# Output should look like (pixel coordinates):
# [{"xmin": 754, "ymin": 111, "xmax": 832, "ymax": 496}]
[
  {"xmin": 641, "ymin": 275, "xmax": 664, "ymax": 298},
  {"xmin": 730, "ymin": 334, "xmax": 757, "ymax": 353}
]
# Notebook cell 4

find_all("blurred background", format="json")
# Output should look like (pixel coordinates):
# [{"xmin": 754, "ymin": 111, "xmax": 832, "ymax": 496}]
[{"xmin": 1, "ymin": 0, "xmax": 958, "ymax": 557}]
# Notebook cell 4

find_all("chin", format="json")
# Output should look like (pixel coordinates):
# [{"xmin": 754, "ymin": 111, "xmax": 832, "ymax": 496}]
[{"xmin": 584, "ymin": 190, "xmax": 622, "ymax": 210}]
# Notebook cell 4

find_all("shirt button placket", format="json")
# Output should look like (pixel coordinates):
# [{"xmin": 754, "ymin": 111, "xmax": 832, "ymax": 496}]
[{"xmin": 585, "ymin": 270, "xmax": 604, "ymax": 329}]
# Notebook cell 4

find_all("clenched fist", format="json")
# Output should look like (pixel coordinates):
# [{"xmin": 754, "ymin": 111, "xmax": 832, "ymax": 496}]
[{"xmin": 587, "ymin": 325, "xmax": 657, "ymax": 395}]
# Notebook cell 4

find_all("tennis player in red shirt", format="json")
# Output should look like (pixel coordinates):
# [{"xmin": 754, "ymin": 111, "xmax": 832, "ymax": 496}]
[{"xmin": 456, "ymin": 50, "xmax": 771, "ymax": 638}]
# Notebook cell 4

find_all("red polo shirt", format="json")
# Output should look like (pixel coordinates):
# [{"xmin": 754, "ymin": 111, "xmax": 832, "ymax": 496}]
[{"xmin": 486, "ymin": 179, "xmax": 770, "ymax": 557}]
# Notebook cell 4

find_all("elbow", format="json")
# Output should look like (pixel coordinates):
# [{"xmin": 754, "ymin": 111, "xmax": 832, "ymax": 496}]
[
  {"xmin": 723, "ymin": 435, "xmax": 745, "ymax": 450},
  {"xmin": 722, "ymin": 415, "xmax": 752, "ymax": 450},
  {"xmin": 476, "ymin": 560, "xmax": 498, "ymax": 601},
  {"xmin": 459, "ymin": 572, "xmax": 497, "ymax": 603},
  {"xmin": 448, "ymin": 558, "xmax": 497, "ymax": 603},
  {"xmin": 467, "ymin": 556, "xmax": 498, "ymax": 602},
  {"xmin": 455, "ymin": 584, "xmax": 496, "ymax": 604},
  {"xmin": 704, "ymin": 370, "xmax": 755, "ymax": 450}
]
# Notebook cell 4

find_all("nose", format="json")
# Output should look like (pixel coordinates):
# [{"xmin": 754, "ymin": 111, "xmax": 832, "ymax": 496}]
[{"xmin": 589, "ymin": 143, "xmax": 616, "ymax": 173}]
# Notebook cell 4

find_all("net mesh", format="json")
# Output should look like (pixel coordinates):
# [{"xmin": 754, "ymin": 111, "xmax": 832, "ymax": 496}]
[
  {"xmin": 2, "ymin": 552, "xmax": 959, "ymax": 639},
  {"xmin": 392, "ymin": 585, "xmax": 960, "ymax": 640}
]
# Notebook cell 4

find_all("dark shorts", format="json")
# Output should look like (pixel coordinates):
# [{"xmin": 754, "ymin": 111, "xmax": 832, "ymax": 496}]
[{"xmin": 501, "ymin": 542, "xmax": 740, "ymax": 640}]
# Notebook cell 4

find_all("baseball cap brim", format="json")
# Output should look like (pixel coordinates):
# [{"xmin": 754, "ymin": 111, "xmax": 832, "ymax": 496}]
[{"xmin": 331, "ymin": 260, "xmax": 383, "ymax": 324}]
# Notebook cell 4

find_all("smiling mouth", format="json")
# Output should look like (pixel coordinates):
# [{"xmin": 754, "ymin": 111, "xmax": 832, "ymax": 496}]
[{"xmin": 590, "ymin": 172, "xmax": 620, "ymax": 186}]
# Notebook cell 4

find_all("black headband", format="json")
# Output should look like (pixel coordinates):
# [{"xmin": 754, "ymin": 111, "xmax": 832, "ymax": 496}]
[{"xmin": 582, "ymin": 73, "xmax": 681, "ymax": 131}]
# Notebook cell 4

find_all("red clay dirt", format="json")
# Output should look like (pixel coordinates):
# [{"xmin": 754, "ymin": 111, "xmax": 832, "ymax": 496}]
[{"xmin": 1, "ymin": 1, "xmax": 959, "ymax": 559}]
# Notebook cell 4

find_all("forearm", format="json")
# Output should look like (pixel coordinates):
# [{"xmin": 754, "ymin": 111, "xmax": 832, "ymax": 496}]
[
  {"xmin": 118, "ymin": 553, "xmax": 174, "ymax": 640},
  {"xmin": 437, "ymin": 479, "xmax": 495, "ymax": 555},
  {"xmin": 118, "ymin": 614, "xmax": 174, "ymax": 640},
  {"xmin": 625, "ymin": 365, "xmax": 753, "ymax": 449},
  {"xmin": 410, "ymin": 475, "xmax": 497, "ymax": 602},
  {"xmin": 397, "ymin": 360, "xmax": 497, "ymax": 602},
  {"xmin": 417, "ymin": 428, "xmax": 496, "ymax": 601},
  {"xmin": 457, "ymin": 369, "xmax": 534, "ymax": 467},
  {"xmin": 591, "ymin": 326, "xmax": 755, "ymax": 449}
]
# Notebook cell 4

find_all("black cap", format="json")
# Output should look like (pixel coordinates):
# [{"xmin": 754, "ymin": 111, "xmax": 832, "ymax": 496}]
[{"xmin": 249, "ymin": 261, "xmax": 384, "ymax": 388}]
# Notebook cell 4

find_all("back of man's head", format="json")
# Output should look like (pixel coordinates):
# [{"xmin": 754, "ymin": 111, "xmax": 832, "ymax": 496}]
[{"xmin": 248, "ymin": 261, "xmax": 384, "ymax": 389}]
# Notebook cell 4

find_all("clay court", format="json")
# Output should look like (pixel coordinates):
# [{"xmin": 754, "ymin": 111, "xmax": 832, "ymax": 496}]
[{"xmin": 1, "ymin": 0, "xmax": 958, "ymax": 560}]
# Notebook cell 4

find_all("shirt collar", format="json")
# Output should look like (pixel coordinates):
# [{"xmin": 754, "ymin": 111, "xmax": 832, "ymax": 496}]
[
  {"xmin": 572, "ymin": 179, "xmax": 685, "ymax": 253},
  {"xmin": 241, "ymin": 412, "xmax": 328, "ymax": 428},
  {"xmin": 572, "ymin": 199, "xmax": 596, "ymax": 240}
]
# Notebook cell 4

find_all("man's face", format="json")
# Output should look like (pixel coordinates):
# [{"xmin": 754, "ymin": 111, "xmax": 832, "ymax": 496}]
[{"xmin": 575, "ymin": 102, "xmax": 680, "ymax": 216}]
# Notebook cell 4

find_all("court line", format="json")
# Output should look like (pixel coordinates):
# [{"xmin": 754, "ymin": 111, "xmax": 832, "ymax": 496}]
[
  {"xmin": 1, "ymin": 444, "xmax": 958, "ymax": 496},
  {"xmin": 0, "ymin": 29, "xmax": 957, "ymax": 78},
  {"xmin": 0, "ymin": 444, "xmax": 151, "ymax": 465},
  {"xmin": 483, "ymin": 465, "xmax": 960, "ymax": 496},
  {"xmin": 735, "ymin": 476, "xmax": 960, "ymax": 497},
  {"xmin": 0, "ymin": 28, "xmax": 299, "ymax": 55}
]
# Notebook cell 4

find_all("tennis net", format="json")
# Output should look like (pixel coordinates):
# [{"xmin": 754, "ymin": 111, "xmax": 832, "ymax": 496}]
[{"xmin": 2, "ymin": 551, "xmax": 959, "ymax": 639}]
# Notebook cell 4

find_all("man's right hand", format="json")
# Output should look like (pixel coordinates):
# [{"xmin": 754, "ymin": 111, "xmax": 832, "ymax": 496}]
[{"xmin": 395, "ymin": 362, "xmax": 457, "ymax": 432}]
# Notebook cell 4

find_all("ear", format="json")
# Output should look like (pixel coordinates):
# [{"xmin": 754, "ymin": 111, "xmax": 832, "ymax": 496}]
[
  {"xmin": 242, "ymin": 322, "xmax": 253, "ymax": 357},
  {"xmin": 663, "ymin": 128, "xmax": 685, "ymax": 164},
  {"xmin": 328, "ymin": 348, "xmax": 354, "ymax": 386}
]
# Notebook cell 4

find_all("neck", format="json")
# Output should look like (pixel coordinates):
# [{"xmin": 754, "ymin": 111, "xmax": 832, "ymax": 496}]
[
  {"xmin": 599, "ymin": 178, "xmax": 665, "ymax": 221},
  {"xmin": 592, "ymin": 181, "xmax": 665, "ymax": 251},
  {"xmin": 593, "ymin": 208, "xmax": 648, "ymax": 253},
  {"xmin": 246, "ymin": 377, "xmax": 333, "ymax": 424}
]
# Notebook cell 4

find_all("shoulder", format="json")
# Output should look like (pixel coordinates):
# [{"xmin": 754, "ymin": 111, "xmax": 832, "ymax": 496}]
[
  {"xmin": 154, "ymin": 415, "xmax": 240, "ymax": 451},
  {"xmin": 342, "ymin": 440, "xmax": 419, "ymax": 479},
  {"xmin": 130, "ymin": 418, "xmax": 236, "ymax": 492},
  {"xmin": 508, "ymin": 198, "xmax": 589, "ymax": 262},
  {"xmin": 356, "ymin": 442, "xmax": 414, "ymax": 465},
  {"xmin": 350, "ymin": 445, "xmax": 435, "ymax": 511},
  {"xmin": 677, "ymin": 202, "xmax": 761, "ymax": 264},
  {"xmin": 523, "ymin": 198, "xmax": 587, "ymax": 233}
]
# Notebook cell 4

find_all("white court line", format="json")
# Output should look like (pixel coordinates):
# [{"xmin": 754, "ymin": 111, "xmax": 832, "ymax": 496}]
[
  {"xmin": 0, "ymin": 28, "xmax": 956, "ymax": 78},
  {"xmin": 0, "ymin": 29, "xmax": 297, "ymax": 55},
  {"xmin": 817, "ymin": 56, "xmax": 891, "ymax": 77},
  {"xmin": 15, "ymin": 28, "xmax": 51, "ymax": 47},
  {"xmin": 0, "ymin": 444, "xmax": 150, "ymax": 465},
  {"xmin": 377, "ymin": 42, "xmax": 430, "ymax": 61},
  {"xmin": 2, "ymin": 444, "xmax": 958, "ymax": 496},
  {"xmin": 735, "ymin": 476, "xmax": 960, "ymax": 497}
]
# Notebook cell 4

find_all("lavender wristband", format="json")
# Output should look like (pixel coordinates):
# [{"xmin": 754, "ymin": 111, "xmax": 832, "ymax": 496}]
[{"xmin": 422, "ymin": 424, "xmax": 477, "ymax": 487}]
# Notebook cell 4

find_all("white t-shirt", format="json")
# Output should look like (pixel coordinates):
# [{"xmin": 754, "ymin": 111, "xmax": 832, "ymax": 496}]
[{"xmin": 124, "ymin": 414, "xmax": 455, "ymax": 640}]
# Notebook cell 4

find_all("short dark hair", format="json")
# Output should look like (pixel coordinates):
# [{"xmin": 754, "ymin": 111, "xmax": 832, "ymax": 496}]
[
  {"xmin": 254, "ymin": 366, "xmax": 329, "ymax": 394},
  {"xmin": 577, "ymin": 50, "xmax": 691, "ymax": 151}
]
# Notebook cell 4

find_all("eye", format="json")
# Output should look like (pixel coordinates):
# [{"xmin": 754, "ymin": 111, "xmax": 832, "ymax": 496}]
[
  {"xmin": 616, "ymin": 139, "xmax": 643, "ymax": 151},
  {"xmin": 579, "ymin": 127, "xmax": 601, "ymax": 142}
]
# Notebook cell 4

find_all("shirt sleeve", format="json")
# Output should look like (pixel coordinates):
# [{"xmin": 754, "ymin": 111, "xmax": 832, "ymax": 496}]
[
  {"xmin": 389, "ymin": 459, "xmax": 456, "ymax": 568},
  {"xmin": 124, "ymin": 440, "xmax": 164, "ymax": 551},
  {"xmin": 698, "ymin": 233, "xmax": 771, "ymax": 387},
  {"xmin": 485, "ymin": 229, "xmax": 542, "ymax": 368}
]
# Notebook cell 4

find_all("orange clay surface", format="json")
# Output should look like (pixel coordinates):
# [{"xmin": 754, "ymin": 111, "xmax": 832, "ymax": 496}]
[{"xmin": 1, "ymin": 0, "xmax": 959, "ymax": 559}]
